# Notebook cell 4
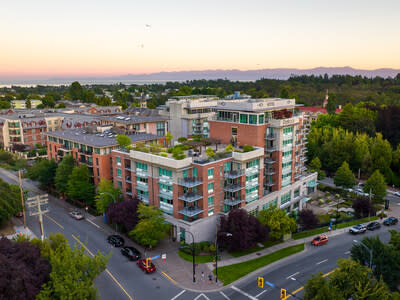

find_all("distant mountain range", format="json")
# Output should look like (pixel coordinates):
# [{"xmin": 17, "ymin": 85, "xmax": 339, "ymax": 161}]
[{"xmin": 2, "ymin": 67, "xmax": 400, "ymax": 86}]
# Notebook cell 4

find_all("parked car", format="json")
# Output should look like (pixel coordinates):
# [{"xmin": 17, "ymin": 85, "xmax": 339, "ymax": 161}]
[
  {"xmin": 366, "ymin": 221, "xmax": 381, "ymax": 231},
  {"xmin": 121, "ymin": 246, "xmax": 141, "ymax": 261},
  {"xmin": 69, "ymin": 211, "xmax": 84, "ymax": 220},
  {"xmin": 383, "ymin": 217, "xmax": 398, "ymax": 226},
  {"xmin": 137, "ymin": 259, "xmax": 156, "ymax": 273},
  {"xmin": 349, "ymin": 224, "xmax": 367, "ymax": 234},
  {"xmin": 393, "ymin": 192, "xmax": 400, "ymax": 197},
  {"xmin": 311, "ymin": 234, "xmax": 329, "ymax": 246},
  {"xmin": 107, "ymin": 235, "xmax": 125, "ymax": 247},
  {"xmin": 16, "ymin": 211, "xmax": 23, "ymax": 217}
]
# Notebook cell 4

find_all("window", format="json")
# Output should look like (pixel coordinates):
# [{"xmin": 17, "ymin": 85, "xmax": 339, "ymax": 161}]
[
  {"xmin": 282, "ymin": 162, "xmax": 292, "ymax": 169},
  {"xmin": 97, "ymin": 169, "xmax": 100, "ymax": 176},
  {"xmin": 74, "ymin": 142, "xmax": 79, "ymax": 148},
  {"xmin": 192, "ymin": 167, "xmax": 198, "ymax": 177},
  {"xmin": 208, "ymin": 209, "xmax": 214, "ymax": 216},
  {"xmin": 208, "ymin": 196, "xmax": 214, "ymax": 207},
  {"xmin": 259, "ymin": 114, "xmax": 264, "ymax": 124},
  {"xmin": 116, "ymin": 157, "xmax": 121, "ymax": 166},
  {"xmin": 208, "ymin": 182, "xmax": 214, "ymax": 194},
  {"xmin": 281, "ymin": 191, "xmax": 291, "ymax": 205},
  {"xmin": 159, "ymin": 167, "xmax": 172, "ymax": 177},
  {"xmin": 183, "ymin": 169, "xmax": 188, "ymax": 178},
  {"xmin": 117, "ymin": 181, "xmax": 122, "ymax": 188},
  {"xmin": 294, "ymin": 188, "xmax": 300, "ymax": 198},
  {"xmin": 283, "ymin": 150, "xmax": 292, "ymax": 157},
  {"xmin": 283, "ymin": 127, "xmax": 293, "ymax": 134},
  {"xmin": 283, "ymin": 139, "xmax": 293, "ymax": 146},
  {"xmin": 208, "ymin": 168, "xmax": 213, "ymax": 179},
  {"xmin": 262, "ymin": 198, "xmax": 277, "ymax": 210},
  {"xmin": 136, "ymin": 162, "xmax": 148, "ymax": 171},
  {"xmin": 246, "ymin": 159, "xmax": 259, "ymax": 169},
  {"xmin": 95, "ymin": 148, "xmax": 100, "ymax": 154},
  {"xmin": 224, "ymin": 162, "xmax": 231, "ymax": 172},
  {"xmin": 117, "ymin": 169, "xmax": 122, "ymax": 177},
  {"xmin": 96, "ymin": 158, "xmax": 99, "ymax": 166},
  {"xmin": 159, "ymin": 183, "xmax": 172, "ymax": 192},
  {"xmin": 231, "ymin": 127, "xmax": 237, "ymax": 136},
  {"xmin": 48, "ymin": 121, "xmax": 52, "ymax": 125},
  {"xmin": 249, "ymin": 114, "xmax": 257, "ymax": 124},
  {"xmin": 32, "ymin": 136, "xmax": 36, "ymax": 141},
  {"xmin": 240, "ymin": 114, "xmax": 248, "ymax": 124}
]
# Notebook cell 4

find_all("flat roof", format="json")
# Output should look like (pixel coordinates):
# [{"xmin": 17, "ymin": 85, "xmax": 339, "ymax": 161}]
[
  {"xmin": 98, "ymin": 114, "xmax": 168, "ymax": 124},
  {"xmin": 46, "ymin": 129, "xmax": 160, "ymax": 148}
]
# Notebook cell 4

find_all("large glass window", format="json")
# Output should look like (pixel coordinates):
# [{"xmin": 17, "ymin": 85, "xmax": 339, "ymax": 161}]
[
  {"xmin": 117, "ymin": 169, "xmax": 122, "ymax": 177},
  {"xmin": 259, "ymin": 114, "xmax": 264, "ymax": 124},
  {"xmin": 208, "ymin": 196, "xmax": 214, "ymax": 207},
  {"xmin": 136, "ymin": 162, "xmax": 148, "ymax": 171},
  {"xmin": 159, "ymin": 167, "xmax": 172, "ymax": 177},
  {"xmin": 249, "ymin": 114, "xmax": 257, "ymax": 124},
  {"xmin": 208, "ymin": 183, "xmax": 214, "ymax": 193},
  {"xmin": 240, "ymin": 114, "xmax": 248, "ymax": 124},
  {"xmin": 281, "ymin": 192, "xmax": 291, "ymax": 205},
  {"xmin": 208, "ymin": 168, "xmax": 214, "ymax": 179}
]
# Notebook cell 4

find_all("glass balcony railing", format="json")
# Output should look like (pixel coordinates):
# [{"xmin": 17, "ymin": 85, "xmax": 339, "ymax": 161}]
[
  {"xmin": 265, "ymin": 158, "xmax": 275, "ymax": 164},
  {"xmin": 179, "ymin": 206, "xmax": 203, "ymax": 217},
  {"xmin": 282, "ymin": 167, "xmax": 292, "ymax": 175},
  {"xmin": 136, "ymin": 169, "xmax": 148, "ymax": 178},
  {"xmin": 136, "ymin": 181, "xmax": 149, "ymax": 192},
  {"xmin": 246, "ymin": 179, "xmax": 259, "ymax": 188},
  {"xmin": 245, "ymin": 192, "xmax": 258, "ymax": 203},
  {"xmin": 265, "ymin": 134, "xmax": 276, "ymax": 140},
  {"xmin": 159, "ymin": 175, "xmax": 173, "ymax": 185},
  {"xmin": 224, "ymin": 169, "xmax": 244, "ymax": 179},
  {"xmin": 179, "ymin": 192, "xmax": 203, "ymax": 203},
  {"xmin": 224, "ymin": 197, "xmax": 243, "ymax": 206},
  {"xmin": 158, "ymin": 189, "xmax": 173, "ymax": 200},
  {"xmin": 137, "ymin": 194, "xmax": 149, "ymax": 204},
  {"xmin": 245, "ymin": 167, "xmax": 259, "ymax": 176},
  {"xmin": 160, "ymin": 202, "xmax": 173, "ymax": 215},
  {"xmin": 178, "ymin": 177, "xmax": 202, "ymax": 188},
  {"xmin": 265, "ymin": 181, "xmax": 275, "ymax": 187},
  {"xmin": 265, "ymin": 168, "xmax": 275, "ymax": 175},
  {"xmin": 224, "ymin": 183, "xmax": 245, "ymax": 193}
]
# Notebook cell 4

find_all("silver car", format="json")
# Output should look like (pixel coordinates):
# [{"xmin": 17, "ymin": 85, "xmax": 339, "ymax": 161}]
[
  {"xmin": 349, "ymin": 224, "xmax": 366, "ymax": 234},
  {"xmin": 69, "ymin": 211, "xmax": 84, "ymax": 220}
]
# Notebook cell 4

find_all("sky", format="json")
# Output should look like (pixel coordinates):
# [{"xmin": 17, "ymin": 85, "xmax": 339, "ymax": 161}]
[{"xmin": 1, "ymin": 0, "xmax": 400, "ymax": 78}]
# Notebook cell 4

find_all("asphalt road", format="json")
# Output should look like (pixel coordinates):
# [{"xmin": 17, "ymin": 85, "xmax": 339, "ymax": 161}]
[{"xmin": 2, "ymin": 168, "xmax": 399, "ymax": 300}]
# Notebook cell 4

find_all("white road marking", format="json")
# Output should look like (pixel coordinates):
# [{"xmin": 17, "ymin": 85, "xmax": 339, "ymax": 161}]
[
  {"xmin": 194, "ymin": 293, "xmax": 210, "ymax": 300},
  {"xmin": 255, "ymin": 289, "xmax": 268, "ymax": 298},
  {"xmin": 231, "ymin": 286, "xmax": 258, "ymax": 300},
  {"xmin": 86, "ymin": 218, "xmax": 100, "ymax": 228},
  {"xmin": 286, "ymin": 271, "xmax": 299, "ymax": 279},
  {"xmin": 219, "ymin": 291, "xmax": 230, "ymax": 300},
  {"xmin": 345, "ymin": 251, "xmax": 350, "ymax": 254},
  {"xmin": 316, "ymin": 259, "xmax": 328, "ymax": 265},
  {"xmin": 171, "ymin": 290, "xmax": 186, "ymax": 300}
]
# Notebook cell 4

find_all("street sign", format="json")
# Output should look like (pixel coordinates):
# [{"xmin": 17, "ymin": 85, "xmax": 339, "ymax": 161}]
[{"xmin": 162, "ymin": 253, "xmax": 166, "ymax": 262}]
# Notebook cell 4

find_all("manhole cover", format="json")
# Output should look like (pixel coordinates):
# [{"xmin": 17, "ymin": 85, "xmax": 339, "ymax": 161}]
[
  {"xmin": 256, "ymin": 253, "xmax": 261, "ymax": 256},
  {"xmin": 152, "ymin": 277, "xmax": 157, "ymax": 280},
  {"xmin": 156, "ymin": 286, "xmax": 160, "ymax": 289}
]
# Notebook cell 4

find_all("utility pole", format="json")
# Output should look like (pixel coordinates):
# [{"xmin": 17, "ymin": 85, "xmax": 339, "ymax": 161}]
[
  {"xmin": 18, "ymin": 170, "xmax": 26, "ymax": 228},
  {"xmin": 26, "ymin": 194, "xmax": 49, "ymax": 241}
]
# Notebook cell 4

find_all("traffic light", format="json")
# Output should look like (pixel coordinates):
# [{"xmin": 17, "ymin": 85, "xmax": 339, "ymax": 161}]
[
  {"xmin": 258, "ymin": 277, "xmax": 264, "ymax": 288},
  {"xmin": 280, "ymin": 288, "xmax": 286, "ymax": 299},
  {"xmin": 146, "ymin": 258, "xmax": 151, "ymax": 268}
]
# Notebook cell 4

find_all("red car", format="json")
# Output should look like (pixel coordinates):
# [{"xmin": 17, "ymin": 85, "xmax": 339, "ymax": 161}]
[
  {"xmin": 137, "ymin": 259, "xmax": 156, "ymax": 273},
  {"xmin": 311, "ymin": 234, "xmax": 328, "ymax": 246}
]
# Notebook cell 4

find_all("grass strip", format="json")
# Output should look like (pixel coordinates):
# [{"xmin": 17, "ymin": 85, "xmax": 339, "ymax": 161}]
[
  {"xmin": 178, "ymin": 250, "xmax": 215, "ymax": 264},
  {"xmin": 293, "ymin": 216, "xmax": 379, "ymax": 240},
  {"xmin": 230, "ymin": 239, "xmax": 282, "ymax": 258},
  {"xmin": 213, "ymin": 244, "xmax": 304, "ymax": 285}
]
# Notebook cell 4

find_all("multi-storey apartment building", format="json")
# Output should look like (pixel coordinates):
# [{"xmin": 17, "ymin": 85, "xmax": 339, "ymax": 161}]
[
  {"xmin": 11, "ymin": 99, "xmax": 43, "ymax": 109},
  {"xmin": 46, "ymin": 128, "xmax": 163, "ymax": 185},
  {"xmin": 158, "ymin": 96, "xmax": 218, "ymax": 141},
  {"xmin": 111, "ymin": 145, "xmax": 265, "ymax": 241},
  {"xmin": 209, "ymin": 98, "xmax": 317, "ymax": 216}
]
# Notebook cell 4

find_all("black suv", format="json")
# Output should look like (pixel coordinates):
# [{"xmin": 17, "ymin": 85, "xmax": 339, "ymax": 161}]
[
  {"xmin": 107, "ymin": 235, "xmax": 125, "ymax": 247},
  {"xmin": 121, "ymin": 246, "xmax": 141, "ymax": 261},
  {"xmin": 366, "ymin": 221, "xmax": 381, "ymax": 231},
  {"xmin": 383, "ymin": 217, "xmax": 398, "ymax": 226}
]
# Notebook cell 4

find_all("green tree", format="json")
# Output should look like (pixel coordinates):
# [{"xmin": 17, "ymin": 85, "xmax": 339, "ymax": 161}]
[
  {"xmin": 364, "ymin": 170, "xmax": 387, "ymax": 203},
  {"xmin": 69, "ymin": 81, "xmax": 83, "ymax": 100},
  {"xmin": 309, "ymin": 156, "xmax": 326, "ymax": 179},
  {"xmin": 370, "ymin": 133, "xmax": 392, "ymax": 176},
  {"xmin": 334, "ymin": 161, "xmax": 356, "ymax": 188},
  {"xmin": 116, "ymin": 134, "xmax": 131, "ymax": 148},
  {"xmin": 165, "ymin": 131, "xmax": 173, "ymax": 147},
  {"xmin": 27, "ymin": 159, "xmax": 57, "ymax": 187},
  {"xmin": 279, "ymin": 87, "xmax": 290, "ymax": 98},
  {"xmin": 304, "ymin": 273, "xmax": 343, "ymax": 300},
  {"xmin": 42, "ymin": 95, "xmax": 55, "ymax": 108},
  {"xmin": 95, "ymin": 179, "xmax": 120, "ymax": 214},
  {"xmin": 130, "ymin": 204, "xmax": 169, "ymax": 248},
  {"xmin": 257, "ymin": 205, "xmax": 296, "ymax": 240},
  {"xmin": 34, "ymin": 233, "xmax": 109, "ymax": 300},
  {"xmin": 54, "ymin": 155, "xmax": 74, "ymax": 195},
  {"xmin": 67, "ymin": 165, "xmax": 95, "ymax": 204},
  {"xmin": 0, "ymin": 179, "xmax": 22, "ymax": 227},
  {"xmin": 206, "ymin": 147, "xmax": 215, "ymax": 158},
  {"xmin": 326, "ymin": 92, "xmax": 337, "ymax": 114},
  {"xmin": 25, "ymin": 99, "xmax": 32, "ymax": 108}
]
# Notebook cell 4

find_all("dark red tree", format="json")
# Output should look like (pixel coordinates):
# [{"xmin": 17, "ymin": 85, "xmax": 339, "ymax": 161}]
[
  {"xmin": 352, "ymin": 197, "xmax": 376, "ymax": 218},
  {"xmin": 106, "ymin": 197, "xmax": 140, "ymax": 232},
  {"xmin": 297, "ymin": 209, "xmax": 320, "ymax": 230},
  {"xmin": 218, "ymin": 209, "xmax": 269, "ymax": 252},
  {"xmin": 0, "ymin": 238, "xmax": 50, "ymax": 300}
]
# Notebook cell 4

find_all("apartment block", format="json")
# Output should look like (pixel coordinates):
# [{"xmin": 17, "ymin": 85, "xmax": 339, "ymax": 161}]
[
  {"xmin": 11, "ymin": 99, "xmax": 43, "ymax": 109},
  {"xmin": 111, "ymin": 145, "xmax": 265, "ymax": 242},
  {"xmin": 47, "ymin": 128, "xmax": 163, "ymax": 185},
  {"xmin": 158, "ymin": 96, "xmax": 218, "ymax": 141}
]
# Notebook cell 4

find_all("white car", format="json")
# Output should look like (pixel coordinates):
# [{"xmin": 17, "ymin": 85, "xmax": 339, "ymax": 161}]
[
  {"xmin": 349, "ymin": 224, "xmax": 367, "ymax": 234},
  {"xmin": 393, "ymin": 192, "xmax": 400, "ymax": 197},
  {"xmin": 69, "ymin": 211, "xmax": 84, "ymax": 220}
]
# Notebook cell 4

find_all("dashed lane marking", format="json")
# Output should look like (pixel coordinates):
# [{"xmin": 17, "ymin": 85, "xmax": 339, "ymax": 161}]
[
  {"xmin": 219, "ymin": 291, "xmax": 230, "ymax": 300},
  {"xmin": 286, "ymin": 272, "xmax": 299, "ymax": 279},
  {"xmin": 231, "ymin": 286, "xmax": 258, "ymax": 300},
  {"xmin": 316, "ymin": 259, "xmax": 328, "ymax": 265},
  {"xmin": 170, "ymin": 290, "xmax": 186, "ymax": 300},
  {"xmin": 345, "ymin": 251, "xmax": 351, "ymax": 254},
  {"xmin": 71, "ymin": 234, "xmax": 133, "ymax": 300},
  {"xmin": 44, "ymin": 214, "xmax": 64, "ymax": 229},
  {"xmin": 255, "ymin": 289, "xmax": 268, "ymax": 298}
]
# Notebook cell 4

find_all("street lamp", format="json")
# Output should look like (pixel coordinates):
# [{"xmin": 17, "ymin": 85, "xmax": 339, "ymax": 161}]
[
  {"xmin": 215, "ymin": 230, "xmax": 232, "ymax": 283},
  {"xmin": 353, "ymin": 239, "xmax": 373, "ymax": 269},
  {"xmin": 100, "ymin": 192, "xmax": 117, "ymax": 232},
  {"xmin": 185, "ymin": 230, "xmax": 196, "ymax": 283}
]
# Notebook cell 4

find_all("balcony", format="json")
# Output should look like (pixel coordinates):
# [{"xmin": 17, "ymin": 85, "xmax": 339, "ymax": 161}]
[
  {"xmin": 282, "ymin": 167, "xmax": 292, "ymax": 175},
  {"xmin": 58, "ymin": 147, "xmax": 72, "ymax": 152},
  {"xmin": 136, "ymin": 168, "xmax": 148, "ymax": 178},
  {"xmin": 300, "ymin": 156, "xmax": 307, "ymax": 161},
  {"xmin": 80, "ymin": 159, "xmax": 93, "ymax": 166},
  {"xmin": 265, "ymin": 158, "xmax": 275, "ymax": 164},
  {"xmin": 179, "ymin": 206, "xmax": 203, "ymax": 217},
  {"xmin": 158, "ymin": 189, "xmax": 173, "ymax": 200},
  {"xmin": 265, "ymin": 181, "xmax": 275, "ymax": 187},
  {"xmin": 160, "ymin": 202, "xmax": 173, "ymax": 215},
  {"xmin": 265, "ymin": 146, "xmax": 278, "ymax": 153},
  {"xmin": 137, "ymin": 194, "xmax": 149, "ymax": 204},
  {"xmin": 300, "ymin": 166, "xmax": 307, "ymax": 171},
  {"xmin": 245, "ymin": 192, "xmax": 259, "ymax": 203},
  {"xmin": 224, "ymin": 197, "xmax": 243, "ymax": 206},
  {"xmin": 281, "ymin": 178, "xmax": 292, "ymax": 187},
  {"xmin": 125, "ymin": 166, "xmax": 132, "ymax": 172},
  {"xmin": 125, "ymin": 176, "xmax": 132, "ymax": 183},
  {"xmin": 282, "ymin": 144, "xmax": 293, "ymax": 152},
  {"xmin": 294, "ymin": 173, "xmax": 302, "ymax": 179},
  {"xmin": 136, "ymin": 181, "xmax": 149, "ymax": 192},
  {"xmin": 265, "ymin": 168, "xmax": 275, "ymax": 175},
  {"xmin": 178, "ymin": 177, "xmax": 202, "ymax": 188},
  {"xmin": 282, "ymin": 156, "xmax": 292, "ymax": 163},
  {"xmin": 246, "ymin": 179, "xmax": 259, "ymax": 189},
  {"xmin": 179, "ymin": 192, "xmax": 203, "ymax": 203},
  {"xmin": 79, "ymin": 149, "xmax": 92, "ymax": 156},
  {"xmin": 265, "ymin": 134, "xmax": 276, "ymax": 140},
  {"xmin": 159, "ymin": 175, "xmax": 173, "ymax": 185},
  {"xmin": 224, "ymin": 183, "xmax": 245, "ymax": 193},
  {"xmin": 224, "ymin": 169, "xmax": 244, "ymax": 179},
  {"xmin": 126, "ymin": 190, "xmax": 133, "ymax": 196},
  {"xmin": 245, "ymin": 167, "xmax": 259, "ymax": 176}
]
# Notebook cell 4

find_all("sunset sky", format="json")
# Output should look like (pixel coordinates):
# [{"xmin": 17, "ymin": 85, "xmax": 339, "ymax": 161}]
[{"xmin": 2, "ymin": 0, "xmax": 400, "ymax": 78}]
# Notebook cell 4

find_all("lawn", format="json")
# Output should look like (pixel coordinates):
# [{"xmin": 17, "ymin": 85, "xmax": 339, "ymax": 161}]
[
  {"xmin": 178, "ymin": 250, "xmax": 216, "ymax": 263},
  {"xmin": 229, "ymin": 239, "xmax": 282, "ymax": 258},
  {"xmin": 213, "ymin": 244, "xmax": 305, "ymax": 285}
]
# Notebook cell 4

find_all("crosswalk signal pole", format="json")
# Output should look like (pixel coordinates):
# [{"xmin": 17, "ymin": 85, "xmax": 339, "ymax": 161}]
[
  {"xmin": 281, "ymin": 288, "xmax": 287, "ymax": 300},
  {"xmin": 258, "ymin": 277, "xmax": 264, "ymax": 288}
]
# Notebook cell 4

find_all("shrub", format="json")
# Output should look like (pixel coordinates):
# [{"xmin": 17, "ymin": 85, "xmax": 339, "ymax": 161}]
[
  {"xmin": 298, "ymin": 209, "xmax": 320, "ymax": 230},
  {"xmin": 160, "ymin": 152, "xmax": 168, "ymax": 157},
  {"xmin": 177, "ymin": 137, "xmax": 187, "ymax": 143},
  {"xmin": 243, "ymin": 145, "xmax": 255, "ymax": 152}
]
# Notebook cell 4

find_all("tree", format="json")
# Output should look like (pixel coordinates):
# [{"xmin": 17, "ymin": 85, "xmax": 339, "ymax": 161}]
[
  {"xmin": 0, "ymin": 237, "xmax": 50, "ymax": 300},
  {"xmin": 130, "ymin": 203, "xmax": 169, "ymax": 248},
  {"xmin": 42, "ymin": 95, "xmax": 55, "ymax": 108},
  {"xmin": 352, "ymin": 196, "xmax": 376, "ymax": 218},
  {"xmin": 326, "ymin": 92, "xmax": 337, "ymax": 114},
  {"xmin": 225, "ymin": 144, "xmax": 235, "ymax": 152},
  {"xmin": 364, "ymin": 170, "xmax": 387, "ymax": 203},
  {"xmin": 258, "ymin": 205, "xmax": 296, "ymax": 240},
  {"xmin": 27, "ymin": 159, "xmax": 57, "ymax": 187},
  {"xmin": 177, "ymin": 137, "xmax": 187, "ymax": 143},
  {"xmin": 206, "ymin": 147, "xmax": 215, "ymax": 159},
  {"xmin": 116, "ymin": 134, "xmax": 131, "ymax": 148},
  {"xmin": 95, "ymin": 178, "xmax": 120, "ymax": 214},
  {"xmin": 279, "ymin": 87, "xmax": 290, "ymax": 98},
  {"xmin": 34, "ymin": 233, "xmax": 109, "ymax": 300},
  {"xmin": 218, "ymin": 209, "xmax": 268, "ymax": 252},
  {"xmin": 172, "ymin": 147, "xmax": 186, "ymax": 160},
  {"xmin": 56, "ymin": 102, "xmax": 66, "ymax": 108},
  {"xmin": 25, "ymin": 98, "xmax": 32, "ymax": 108},
  {"xmin": 297, "ymin": 209, "xmax": 320, "ymax": 230},
  {"xmin": 67, "ymin": 165, "xmax": 95, "ymax": 204},
  {"xmin": 309, "ymin": 157, "xmax": 326, "ymax": 179},
  {"xmin": 107, "ymin": 197, "xmax": 140, "ymax": 232},
  {"xmin": 0, "ymin": 179, "xmax": 22, "ymax": 227},
  {"xmin": 54, "ymin": 155, "xmax": 74, "ymax": 195},
  {"xmin": 334, "ymin": 161, "xmax": 356, "ymax": 188},
  {"xmin": 370, "ymin": 133, "xmax": 392, "ymax": 177},
  {"xmin": 304, "ymin": 273, "xmax": 343, "ymax": 300},
  {"xmin": 166, "ymin": 131, "xmax": 173, "ymax": 147},
  {"xmin": 69, "ymin": 81, "xmax": 83, "ymax": 100}
]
